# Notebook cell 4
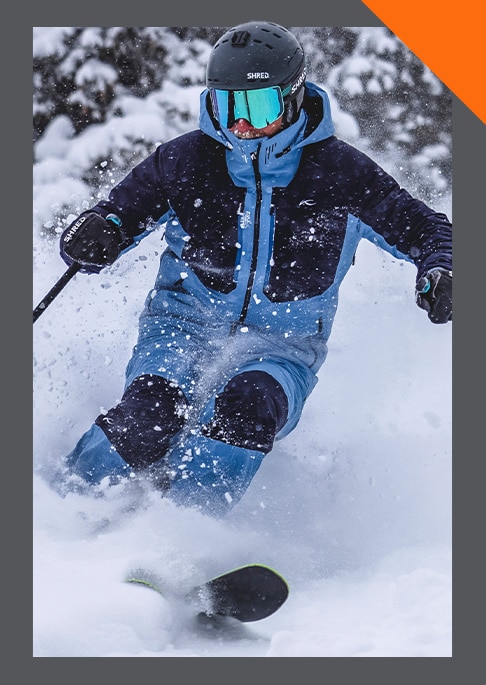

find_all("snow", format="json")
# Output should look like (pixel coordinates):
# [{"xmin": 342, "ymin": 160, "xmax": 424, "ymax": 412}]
[{"xmin": 33, "ymin": 35, "xmax": 452, "ymax": 657}]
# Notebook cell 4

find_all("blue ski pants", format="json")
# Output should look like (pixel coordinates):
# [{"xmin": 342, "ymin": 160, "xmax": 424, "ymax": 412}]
[{"xmin": 64, "ymin": 305, "xmax": 319, "ymax": 516}]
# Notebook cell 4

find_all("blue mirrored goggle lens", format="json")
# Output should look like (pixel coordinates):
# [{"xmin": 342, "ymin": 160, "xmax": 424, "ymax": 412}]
[{"xmin": 210, "ymin": 87, "xmax": 284, "ymax": 129}]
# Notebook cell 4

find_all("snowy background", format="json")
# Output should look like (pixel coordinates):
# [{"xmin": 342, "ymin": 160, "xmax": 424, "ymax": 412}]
[{"xmin": 33, "ymin": 27, "xmax": 452, "ymax": 657}]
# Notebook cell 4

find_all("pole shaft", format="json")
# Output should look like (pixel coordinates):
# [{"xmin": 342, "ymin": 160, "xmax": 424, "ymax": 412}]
[{"xmin": 33, "ymin": 262, "xmax": 81, "ymax": 323}]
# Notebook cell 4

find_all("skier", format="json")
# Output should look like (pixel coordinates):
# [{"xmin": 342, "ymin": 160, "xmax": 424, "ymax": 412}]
[{"xmin": 58, "ymin": 22, "xmax": 452, "ymax": 516}]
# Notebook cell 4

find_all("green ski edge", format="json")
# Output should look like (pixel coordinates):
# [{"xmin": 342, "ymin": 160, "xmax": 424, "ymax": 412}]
[{"xmin": 125, "ymin": 563, "xmax": 289, "ymax": 623}]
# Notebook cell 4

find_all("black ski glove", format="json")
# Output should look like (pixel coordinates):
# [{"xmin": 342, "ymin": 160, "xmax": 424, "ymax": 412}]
[
  {"xmin": 415, "ymin": 267, "xmax": 452, "ymax": 324},
  {"xmin": 60, "ymin": 212, "xmax": 126, "ymax": 274}
]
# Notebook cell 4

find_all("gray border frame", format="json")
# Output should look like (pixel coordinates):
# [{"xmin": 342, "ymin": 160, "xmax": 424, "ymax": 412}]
[{"xmin": 24, "ymin": 0, "xmax": 481, "ymax": 673}]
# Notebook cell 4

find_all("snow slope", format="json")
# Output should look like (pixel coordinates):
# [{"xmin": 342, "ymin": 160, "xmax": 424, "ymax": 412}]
[{"xmin": 33, "ymin": 224, "xmax": 452, "ymax": 657}]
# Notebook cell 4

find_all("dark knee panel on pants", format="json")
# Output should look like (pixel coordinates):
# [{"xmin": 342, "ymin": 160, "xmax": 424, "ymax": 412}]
[
  {"xmin": 205, "ymin": 370, "xmax": 288, "ymax": 452},
  {"xmin": 95, "ymin": 374, "xmax": 188, "ymax": 469}
]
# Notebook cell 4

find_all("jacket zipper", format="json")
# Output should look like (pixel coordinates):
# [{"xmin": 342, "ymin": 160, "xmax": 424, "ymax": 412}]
[{"xmin": 232, "ymin": 146, "xmax": 262, "ymax": 333}]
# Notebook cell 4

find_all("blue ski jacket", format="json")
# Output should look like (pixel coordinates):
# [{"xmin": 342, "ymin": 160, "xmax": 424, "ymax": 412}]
[{"xmin": 90, "ymin": 82, "xmax": 452, "ymax": 434}]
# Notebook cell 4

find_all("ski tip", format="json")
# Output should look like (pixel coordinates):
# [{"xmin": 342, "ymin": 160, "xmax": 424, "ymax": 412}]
[
  {"xmin": 125, "ymin": 563, "xmax": 289, "ymax": 624},
  {"xmin": 215, "ymin": 562, "xmax": 289, "ymax": 582},
  {"xmin": 197, "ymin": 562, "xmax": 290, "ymax": 622}
]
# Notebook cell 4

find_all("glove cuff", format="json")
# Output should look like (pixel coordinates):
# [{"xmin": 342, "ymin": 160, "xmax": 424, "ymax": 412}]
[{"xmin": 416, "ymin": 268, "xmax": 452, "ymax": 296}]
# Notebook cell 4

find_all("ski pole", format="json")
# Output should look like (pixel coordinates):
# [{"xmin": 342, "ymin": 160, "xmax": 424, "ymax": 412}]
[{"xmin": 33, "ymin": 262, "xmax": 81, "ymax": 323}]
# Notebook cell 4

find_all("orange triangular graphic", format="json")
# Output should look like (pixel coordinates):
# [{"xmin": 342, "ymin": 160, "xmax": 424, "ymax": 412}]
[{"xmin": 361, "ymin": 0, "xmax": 485, "ymax": 124}]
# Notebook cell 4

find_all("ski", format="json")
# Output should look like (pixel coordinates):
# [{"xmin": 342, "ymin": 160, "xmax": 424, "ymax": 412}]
[{"xmin": 126, "ymin": 563, "xmax": 289, "ymax": 623}]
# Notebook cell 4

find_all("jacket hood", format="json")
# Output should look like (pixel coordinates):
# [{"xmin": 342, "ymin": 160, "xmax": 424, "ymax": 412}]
[{"xmin": 199, "ymin": 81, "xmax": 335, "ymax": 151}]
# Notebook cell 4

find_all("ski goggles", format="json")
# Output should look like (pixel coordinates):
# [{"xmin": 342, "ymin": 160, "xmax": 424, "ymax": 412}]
[{"xmin": 209, "ymin": 85, "xmax": 286, "ymax": 129}]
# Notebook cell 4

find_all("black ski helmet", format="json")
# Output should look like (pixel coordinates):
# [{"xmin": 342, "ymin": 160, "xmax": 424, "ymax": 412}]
[{"xmin": 206, "ymin": 22, "xmax": 306, "ymax": 126}]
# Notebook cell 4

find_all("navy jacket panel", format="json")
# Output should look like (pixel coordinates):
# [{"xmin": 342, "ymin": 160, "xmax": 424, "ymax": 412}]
[{"xmin": 281, "ymin": 136, "xmax": 452, "ymax": 283}]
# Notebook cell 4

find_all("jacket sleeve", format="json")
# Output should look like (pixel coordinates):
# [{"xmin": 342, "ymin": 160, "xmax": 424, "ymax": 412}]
[
  {"xmin": 335, "ymin": 141, "xmax": 452, "ymax": 280},
  {"xmin": 90, "ymin": 145, "xmax": 172, "ymax": 240},
  {"xmin": 360, "ymin": 164, "xmax": 451, "ymax": 279}
]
